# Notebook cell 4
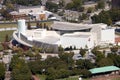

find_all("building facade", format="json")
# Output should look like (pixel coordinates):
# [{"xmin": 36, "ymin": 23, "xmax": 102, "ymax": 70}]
[{"xmin": 12, "ymin": 20, "xmax": 115, "ymax": 52}]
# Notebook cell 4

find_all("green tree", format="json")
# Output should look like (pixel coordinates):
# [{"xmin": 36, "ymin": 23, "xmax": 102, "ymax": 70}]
[
  {"xmin": 28, "ymin": 60, "xmax": 45, "ymax": 74},
  {"xmin": 0, "ymin": 63, "xmax": 5, "ymax": 80},
  {"xmin": 46, "ymin": 1, "xmax": 58, "ymax": 12},
  {"xmin": 110, "ymin": 46, "xmax": 118, "ymax": 53},
  {"xmin": 59, "ymin": 52, "xmax": 74, "ymax": 68},
  {"xmin": 72, "ymin": 0, "xmax": 83, "ymax": 11},
  {"xmin": 79, "ymin": 48, "xmax": 86, "ymax": 57},
  {"xmin": 11, "ymin": 58, "xmax": 32, "ymax": 80},
  {"xmin": 76, "ymin": 59, "xmax": 94, "ymax": 69},
  {"xmin": 11, "ymin": 0, "xmax": 41, "ymax": 6},
  {"xmin": 81, "ymin": 69, "xmax": 91, "ymax": 78},
  {"xmin": 0, "ymin": 8, "xmax": 12, "ymax": 20},
  {"xmin": 65, "ymin": 0, "xmax": 83, "ymax": 11},
  {"xmin": 87, "ymin": 7, "xmax": 94, "ymax": 13},
  {"xmin": 58, "ymin": 45, "xmax": 64, "ymax": 54},
  {"xmin": 65, "ymin": 2, "xmax": 74, "ymax": 10},
  {"xmin": 59, "ymin": 0, "xmax": 65, "ymax": 9},
  {"xmin": 97, "ymin": 58, "xmax": 114, "ymax": 67},
  {"xmin": 97, "ymin": 0, "xmax": 105, "ymax": 9},
  {"xmin": 108, "ymin": 54, "xmax": 120, "ymax": 67}
]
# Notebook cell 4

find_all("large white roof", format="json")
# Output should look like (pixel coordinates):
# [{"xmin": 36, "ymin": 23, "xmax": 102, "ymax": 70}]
[
  {"xmin": 62, "ymin": 32, "xmax": 91, "ymax": 38},
  {"xmin": 22, "ymin": 29, "xmax": 60, "ymax": 44},
  {"xmin": 51, "ymin": 21, "xmax": 107, "ymax": 31}
]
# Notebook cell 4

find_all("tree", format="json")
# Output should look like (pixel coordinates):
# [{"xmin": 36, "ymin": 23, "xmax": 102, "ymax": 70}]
[
  {"xmin": 28, "ymin": 60, "xmax": 45, "ymax": 74},
  {"xmin": 79, "ymin": 13, "xmax": 88, "ymax": 21},
  {"xmin": 11, "ymin": 57, "xmax": 32, "ymax": 80},
  {"xmin": 65, "ymin": 2, "xmax": 74, "ymax": 10},
  {"xmin": 87, "ymin": 7, "xmax": 94, "ymax": 13},
  {"xmin": 59, "ymin": 52, "xmax": 74, "ymax": 68},
  {"xmin": 65, "ymin": 0, "xmax": 83, "ymax": 11},
  {"xmin": 11, "ymin": 0, "xmax": 41, "ymax": 6},
  {"xmin": 0, "ymin": 63, "xmax": 5, "ymax": 80},
  {"xmin": 81, "ymin": 69, "xmax": 91, "ymax": 78},
  {"xmin": 79, "ymin": 48, "xmax": 86, "ymax": 57},
  {"xmin": 97, "ymin": 58, "xmax": 114, "ymax": 67},
  {"xmin": 5, "ymin": 1, "xmax": 15, "ymax": 10},
  {"xmin": 59, "ymin": 0, "xmax": 65, "ymax": 9},
  {"xmin": 97, "ymin": 0, "xmax": 105, "ymax": 9},
  {"xmin": 76, "ymin": 59, "xmax": 94, "ymax": 69},
  {"xmin": 58, "ymin": 45, "xmax": 64, "ymax": 54},
  {"xmin": 0, "ymin": 8, "xmax": 12, "ymax": 20},
  {"xmin": 11, "ymin": 65, "xmax": 32, "ymax": 80},
  {"xmin": 57, "ymin": 69, "xmax": 70, "ymax": 78},
  {"xmin": 91, "ymin": 8, "xmax": 120, "ymax": 25},
  {"xmin": 27, "ymin": 22, "xmax": 31, "ymax": 30},
  {"xmin": 110, "ymin": 46, "xmax": 118, "ymax": 53},
  {"xmin": 46, "ymin": 67, "xmax": 57, "ymax": 80},
  {"xmin": 108, "ymin": 54, "xmax": 120, "ymax": 67},
  {"xmin": 72, "ymin": 0, "xmax": 83, "ymax": 11},
  {"xmin": 46, "ymin": 1, "xmax": 58, "ymax": 12}
]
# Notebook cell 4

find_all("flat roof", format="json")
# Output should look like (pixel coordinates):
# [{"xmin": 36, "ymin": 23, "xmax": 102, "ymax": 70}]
[
  {"xmin": 89, "ymin": 66, "xmax": 120, "ymax": 74},
  {"xmin": 22, "ymin": 29, "xmax": 60, "ymax": 44},
  {"xmin": 62, "ymin": 32, "xmax": 91, "ymax": 38},
  {"xmin": 18, "ymin": 5, "xmax": 42, "ymax": 9}
]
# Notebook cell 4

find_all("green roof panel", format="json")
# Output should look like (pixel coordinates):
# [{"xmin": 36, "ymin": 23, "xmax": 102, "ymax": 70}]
[{"xmin": 89, "ymin": 66, "xmax": 120, "ymax": 74}]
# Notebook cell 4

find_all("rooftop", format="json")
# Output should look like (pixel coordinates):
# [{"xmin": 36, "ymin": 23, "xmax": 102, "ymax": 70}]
[
  {"xmin": 22, "ymin": 29, "xmax": 60, "ymax": 44},
  {"xmin": 18, "ymin": 5, "xmax": 42, "ymax": 9},
  {"xmin": 89, "ymin": 66, "xmax": 120, "ymax": 74},
  {"xmin": 62, "ymin": 32, "xmax": 91, "ymax": 38},
  {"xmin": 51, "ymin": 21, "xmax": 107, "ymax": 31}
]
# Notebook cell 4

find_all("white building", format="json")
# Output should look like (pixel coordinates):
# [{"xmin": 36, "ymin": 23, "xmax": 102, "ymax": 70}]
[
  {"xmin": 18, "ymin": 6, "xmax": 45, "ymax": 14},
  {"xmin": 10, "ymin": 6, "xmax": 54, "ymax": 20},
  {"xmin": 18, "ymin": 6, "xmax": 53, "ymax": 20},
  {"xmin": 12, "ymin": 20, "xmax": 115, "ymax": 52},
  {"xmin": 60, "ymin": 32, "xmax": 94, "ymax": 49}
]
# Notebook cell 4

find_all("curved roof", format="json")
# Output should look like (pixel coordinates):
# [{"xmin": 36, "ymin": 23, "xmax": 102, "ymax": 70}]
[
  {"xmin": 13, "ymin": 31, "xmax": 32, "ymax": 47},
  {"xmin": 51, "ymin": 21, "xmax": 92, "ymax": 31},
  {"xmin": 51, "ymin": 21, "xmax": 108, "ymax": 31},
  {"xmin": 13, "ymin": 29, "xmax": 60, "ymax": 46}
]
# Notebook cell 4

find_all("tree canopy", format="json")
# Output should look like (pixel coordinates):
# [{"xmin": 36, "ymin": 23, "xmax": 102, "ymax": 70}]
[
  {"xmin": 10, "ymin": 0, "xmax": 41, "ymax": 6},
  {"xmin": 91, "ymin": 8, "xmax": 120, "ymax": 25}
]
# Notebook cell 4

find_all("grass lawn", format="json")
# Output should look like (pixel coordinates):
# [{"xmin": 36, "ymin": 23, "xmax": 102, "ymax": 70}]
[
  {"xmin": 0, "ymin": 23, "xmax": 17, "ymax": 28},
  {"xmin": 0, "ymin": 30, "xmax": 14, "ymax": 42},
  {"xmin": 0, "ymin": 30, "xmax": 14, "ymax": 50},
  {"xmin": 37, "ymin": 74, "xmax": 90, "ymax": 80}
]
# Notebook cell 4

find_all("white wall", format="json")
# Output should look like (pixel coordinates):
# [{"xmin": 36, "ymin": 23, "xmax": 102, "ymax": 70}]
[
  {"xmin": 60, "ymin": 36, "xmax": 94, "ymax": 49},
  {"xmin": 100, "ymin": 28, "xmax": 115, "ymax": 44}
]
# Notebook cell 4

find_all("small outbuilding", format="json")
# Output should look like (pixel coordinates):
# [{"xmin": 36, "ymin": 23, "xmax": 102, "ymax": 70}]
[{"xmin": 89, "ymin": 66, "xmax": 120, "ymax": 77}]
